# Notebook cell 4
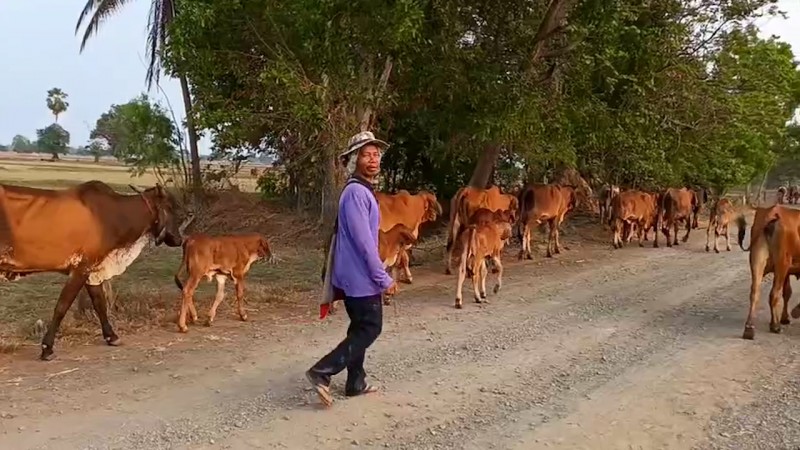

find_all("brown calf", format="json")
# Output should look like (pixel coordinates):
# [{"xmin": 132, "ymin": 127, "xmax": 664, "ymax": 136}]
[
  {"xmin": 737, "ymin": 206, "xmax": 800, "ymax": 340},
  {"xmin": 445, "ymin": 185, "xmax": 518, "ymax": 274},
  {"xmin": 454, "ymin": 219, "xmax": 513, "ymax": 309},
  {"xmin": 173, "ymin": 232, "xmax": 273, "ymax": 332},
  {"xmin": 654, "ymin": 187, "xmax": 697, "ymax": 248},
  {"xmin": 705, "ymin": 198, "xmax": 734, "ymax": 253},
  {"xmin": 610, "ymin": 190, "xmax": 658, "ymax": 249},
  {"xmin": 376, "ymin": 190, "xmax": 441, "ymax": 283}
]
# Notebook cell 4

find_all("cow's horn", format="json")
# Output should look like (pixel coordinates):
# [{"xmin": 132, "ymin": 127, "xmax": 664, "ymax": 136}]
[
  {"xmin": 179, "ymin": 214, "xmax": 195, "ymax": 236},
  {"xmin": 129, "ymin": 184, "xmax": 143, "ymax": 194}
]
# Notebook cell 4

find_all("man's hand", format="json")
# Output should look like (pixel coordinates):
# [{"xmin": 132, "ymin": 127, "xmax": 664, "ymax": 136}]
[{"xmin": 385, "ymin": 281, "xmax": 398, "ymax": 296}]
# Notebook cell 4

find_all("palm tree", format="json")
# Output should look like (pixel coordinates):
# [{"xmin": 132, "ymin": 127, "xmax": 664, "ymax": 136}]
[{"xmin": 75, "ymin": 0, "xmax": 202, "ymax": 196}]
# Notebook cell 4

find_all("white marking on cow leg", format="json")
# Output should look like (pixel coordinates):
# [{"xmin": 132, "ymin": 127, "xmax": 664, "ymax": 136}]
[
  {"xmin": 87, "ymin": 234, "xmax": 154, "ymax": 286},
  {"xmin": 206, "ymin": 275, "xmax": 227, "ymax": 326},
  {"xmin": 492, "ymin": 255, "xmax": 503, "ymax": 294}
]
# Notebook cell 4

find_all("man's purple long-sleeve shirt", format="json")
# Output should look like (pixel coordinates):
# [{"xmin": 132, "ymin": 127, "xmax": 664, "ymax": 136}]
[{"xmin": 332, "ymin": 181, "xmax": 394, "ymax": 297}]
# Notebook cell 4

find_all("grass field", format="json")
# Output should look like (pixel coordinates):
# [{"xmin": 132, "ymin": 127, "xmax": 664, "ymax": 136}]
[{"xmin": 0, "ymin": 156, "xmax": 316, "ymax": 350}]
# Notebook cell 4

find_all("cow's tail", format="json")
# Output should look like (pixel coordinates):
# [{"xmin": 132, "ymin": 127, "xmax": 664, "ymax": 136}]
[
  {"xmin": 173, "ymin": 242, "xmax": 189, "ymax": 291},
  {"xmin": 736, "ymin": 214, "xmax": 750, "ymax": 251},
  {"xmin": 446, "ymin": 189, "xmax": 464, "ymax": 252},
  {"xmin": 516, "ymin": 187, "xmax": 534, "ymax": 242}
]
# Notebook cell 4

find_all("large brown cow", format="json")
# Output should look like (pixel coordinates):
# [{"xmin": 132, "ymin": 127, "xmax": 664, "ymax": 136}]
[
  {"xmin": 376, "ymin": 190, "xmax": 441, "ymax": 283},
  {"xmin": 173, "ymin": 232, "xmax": 273, "ymax": 332},
  {"xmin": 737, "ymin": 206, "xmax": 800, "ymax": 340},
  {"xmin": 445, "ymin": 185, "xmax": 518, "ymax": 274},
  {"xmin": 705, "ymin": 198, "xmax": 735, "ymax": 253},
  {"xmin": 653, "ymin": 187, "xmax": 698, "ymax": 248},
  {"xmin": 0, "ymin": 181, "xmax": 188, "ymax": 360},
  {"xmin": 517, "ymin": 182, "xmax": 594, "ymax": 259},
  {"xmin": 610, "ymin": 190, "xmax": 658, "ymax": 249},
  {"xmin": 453, "ymin": 217, "xmax": 513, "ymax": 309}
]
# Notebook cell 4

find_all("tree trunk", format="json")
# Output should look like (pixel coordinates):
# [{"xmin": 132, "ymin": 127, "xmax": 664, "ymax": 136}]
[
  {"xmin": 468, "ymin": 144, "xmax": 500, "ymax": 188},
  {"xmin": 178, "ymin": 73, "xmax": 203, "ymax": 200}
]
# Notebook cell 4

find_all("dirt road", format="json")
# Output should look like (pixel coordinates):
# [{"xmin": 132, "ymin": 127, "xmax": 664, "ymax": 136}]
[{"xmin": 1, "ymin": 221, "xmax": 800, "ymax": 450}]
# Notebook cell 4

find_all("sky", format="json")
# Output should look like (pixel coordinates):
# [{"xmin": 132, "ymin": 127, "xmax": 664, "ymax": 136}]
[{"xmin": 0, "ymin": 1, "xmax": 799, "ymax": 156}]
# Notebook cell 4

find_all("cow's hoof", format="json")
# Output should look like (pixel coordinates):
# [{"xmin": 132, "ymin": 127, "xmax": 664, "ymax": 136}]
[
  {"xmin": 770, "ymin": 324, "xmax": 782, "ymax": 334},
  {"xmin": 454, "ymin": 300, "xmax": 462, "ymax": 309},
  {"xmin": 40, "ymin": 345, "xmax": 54, "ymax": 361},
  {"xmin": 240, "ymin": 314, "xmax": 249, "ymax": 322},
  {"xmin": 493, "ymin": 284, "xmax": 500, "ymax": 294},
  {"xmin": 178, "ymin": 325, "xmax": 189, "ymax": 333},
  {"xmin": 383, "ymin": 298, "xmax": 392, "ymax": 306},
  {"xmin": 714, "ymin": 248, "xmax": 720, "ymax": 254},
  {"xmin": 742, "ymin": 327, "xmax": 755, "ymax": 340},
  {"xmin": 401, "ymin": 278, "xmax": 413, "ymax": 285},
  {"xmin": 726, "ymin": 247, "xmax": 731, "ymax": 252},
  {"xmin": 781, "ymin": 318, "xmax": 791, "ymax": 325},
  {"xmin": 705, "ymin": 246, "xmax": 710, "ymax": 252},
  {"xmin": 205, "ymin": 319, "xmax": 214, "ymax": 327},
  {"xmin": 105, "ymin": 335, "xmax": 121, "ymax": 346},
  {"xmin": 525, "ymin": 254, "xmax": 533, "ymax": 260}
]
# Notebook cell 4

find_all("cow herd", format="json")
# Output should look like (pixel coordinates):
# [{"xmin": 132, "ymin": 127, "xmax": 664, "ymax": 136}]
[{"xmin": 0, "ymin": 178, "xmax": 796, "ymax": 361}]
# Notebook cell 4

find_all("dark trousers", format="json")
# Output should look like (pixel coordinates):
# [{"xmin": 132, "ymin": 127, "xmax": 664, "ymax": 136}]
[{"xmin": 309, "ymin": 294, "xmax": 383, "ymax": 395}]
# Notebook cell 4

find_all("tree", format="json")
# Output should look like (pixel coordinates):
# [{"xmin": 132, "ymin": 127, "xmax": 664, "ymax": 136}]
[
  {"xmin": 86, "ymin": 139, "xmax": 109, "ymax": 163},
  {"xmin": 10, "ymin": 135, "xmax": 34, "ymax": 153},
  {"xmin": 75, "ymin": 0, "xmax": 203, "ymax": 198},
  {"xmin": 36, "ymin": 124, "xmax": 70, "ymax": 159},
  {"xmin": 91, "ymin": 94, "xmax": 185, "ymax": 184},
  {"xmin": 46, "ymin": 88, "xmax": 69, "ymax": 123}
]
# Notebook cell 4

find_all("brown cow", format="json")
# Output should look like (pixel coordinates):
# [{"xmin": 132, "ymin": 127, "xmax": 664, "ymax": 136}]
[
  {"xmin": 737, "ymin": 206, "xmax": 800, "ymax": 340},
  {"xmin": 598, "ymin": 184, "xmax": 620, "ymax": 228},
  {"xmin": 379, "ymin": 224, "xmax": 417, "ymax": 304},
  {"xmin": 453, "ymin": 219, "xmax": 513, "ymax": 309},
  {"xmin": 777, "ymin": 186, "xmax": 787, "ymax": 205},
  {"xmin": 653, "ymin": 187, "xmax": 698, "ymax": 248},
  {"xmin": 376, "ymin": 190, "xmax": 441, "ymax": 283},
  {"xmin": 516, "ymin": 182, "xmax": 594, "ymax": 259},
  {"xmin": 705, "ymin": 198, "xmax": 735, "ymax": 253},
  {"xmin": 610, "ymin": 190, "xmax": 658, "ymax": 249},
  {"xmin": 445, "ymin": 185, "xmax": 518, "ymax": 274},
  {"xmin": 0, "ymin": 181, "xmax": 188, "ymax": 360},
  {"xmin": 173, "ymin": 233, "xmax": 273, "ymax": 332}
]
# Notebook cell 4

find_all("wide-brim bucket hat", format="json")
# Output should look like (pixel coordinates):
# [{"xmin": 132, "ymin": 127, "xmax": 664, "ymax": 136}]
[{"xmin": 338, "ymin": 131, "xmax": 390, "ymax": 160}]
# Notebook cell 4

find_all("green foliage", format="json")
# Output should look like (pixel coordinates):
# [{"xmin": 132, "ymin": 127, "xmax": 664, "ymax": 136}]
[
  {"xmin": 91, "ymin": 94, "xmax": 181, "ymax": 179},
  {"xmin": 10, "ymin": 135, "xmax": 36, "ymax": 153},
  {"xmin": 163, "ymin": 0, "xmax": 800, "ymax": 205},
  {"xmin": 256, "ymin": 170, "xmax": 290, "ymax": 200},
  {"xmin": 36, "ymin": 124, "xmax": 70, "ymax": 158},
  {"xmin": 45, "ymin": 88, "xmax": 69, "ymax": 123}
]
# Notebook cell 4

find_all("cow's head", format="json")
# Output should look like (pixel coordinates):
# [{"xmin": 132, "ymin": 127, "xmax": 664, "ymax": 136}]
[
  {"xmin": 130, "ymin": 183, "xmax": 190, "ymax": 247},
  {"xmin": 257, "ymin": 236, "xmax": 273, "ymax": 260},
  {"xmin": 419, "ymin": 191, "xmax": 442, "ymax": 222}
]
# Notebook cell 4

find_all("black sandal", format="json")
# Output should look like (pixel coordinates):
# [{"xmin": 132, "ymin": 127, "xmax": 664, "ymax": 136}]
[
  {"xmin": 306, "ymin": 370, "xmax": 334, "ymax": 407},
  {"xmin": 346, "ymin": 384, "xmax": 379, "ymax": 398}
]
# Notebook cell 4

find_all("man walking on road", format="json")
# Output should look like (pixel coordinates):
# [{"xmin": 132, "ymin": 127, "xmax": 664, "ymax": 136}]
[{"xmin": 306, "ymin": 131, "xmax": 397, "ymax": 407}]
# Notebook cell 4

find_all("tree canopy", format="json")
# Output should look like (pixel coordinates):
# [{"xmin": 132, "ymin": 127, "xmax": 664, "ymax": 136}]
[
  {"xmin": 35, "ymin": 124, "xmax": 70, "ymax": 159},
  {"xmin": 156, "ymin": 0, "xmax": 800, "ymax": 213},
  {"xmin": 91, "ymin": 94, "xmax": 186, "ymax": 183},
  {"xmin": 46, "ymin": 88, "xmax": 69, "ymax": 123}
]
